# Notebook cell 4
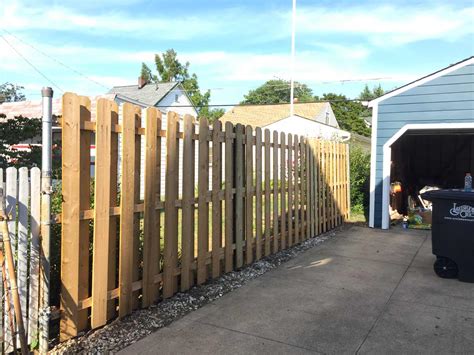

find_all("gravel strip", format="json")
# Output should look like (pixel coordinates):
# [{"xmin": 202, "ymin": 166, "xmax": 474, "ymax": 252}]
[{"xmin": 51, "ymin": 227, "xmax": 341, "ymax": 354}]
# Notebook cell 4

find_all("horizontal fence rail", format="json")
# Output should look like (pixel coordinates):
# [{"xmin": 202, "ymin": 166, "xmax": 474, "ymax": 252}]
[
  {"xmin": 59, "ymin": 93, "xmax": 349, "ymax": 340},
  {"xmin": 0, "ymin": 167, "xmax": 41, "ymax": 353}
]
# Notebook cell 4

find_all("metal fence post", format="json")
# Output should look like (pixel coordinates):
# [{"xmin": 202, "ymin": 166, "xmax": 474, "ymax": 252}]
[{"xmin": 40, "ymin": 87, "xmax": 53, "ymax": 354}]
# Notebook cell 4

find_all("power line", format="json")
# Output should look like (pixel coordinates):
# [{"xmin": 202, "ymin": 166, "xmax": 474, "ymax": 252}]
[
  {"xmin": 2, "ymin": 29, "xmax": 109, "ymax": 91},
  {"xmin": 154, "ymin": 98, "xmax": 369, "ymax": 108},
  {"xmin": 1, "ymin": 35, "xmax": 64, "ymax": 93}
]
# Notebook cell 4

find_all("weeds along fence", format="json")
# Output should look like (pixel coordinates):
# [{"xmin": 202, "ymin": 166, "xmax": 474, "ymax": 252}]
[
  {"xmin": 0, "ymin": 167, "xmax": 41, "ymax": 353},
  {"xmin": 59, "ymin": 93, "xmax": 350, "ymax": 341}
]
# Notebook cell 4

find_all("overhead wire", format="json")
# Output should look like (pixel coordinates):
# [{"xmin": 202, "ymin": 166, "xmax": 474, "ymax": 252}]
[
  {"xmin": 0, "ymin": 34, "xmax": 64, "ymax": 93},
  {"xmin": 1, "ymin": 30, "xmax": 378, "ymax": 107}
]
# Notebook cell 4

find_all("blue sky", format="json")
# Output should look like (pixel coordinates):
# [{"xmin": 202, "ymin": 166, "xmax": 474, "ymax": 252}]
[{"xmin": 1, "ymin": 0, "xmax": 473, "ymax": 106}]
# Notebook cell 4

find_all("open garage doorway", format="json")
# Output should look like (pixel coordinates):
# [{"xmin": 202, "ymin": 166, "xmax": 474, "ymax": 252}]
[
  {"xmin": 390, "ymin": 131, "xmax": 474, "ymax": 216},
  {"xmin": 380, "ymin": 124, "xmax": 474, "ymax": 229}
]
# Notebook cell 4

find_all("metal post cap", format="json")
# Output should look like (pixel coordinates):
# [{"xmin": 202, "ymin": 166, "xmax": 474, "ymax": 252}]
[{"xmin": 41, "ymin": 87, "xmax": 53, "ymax": 98}]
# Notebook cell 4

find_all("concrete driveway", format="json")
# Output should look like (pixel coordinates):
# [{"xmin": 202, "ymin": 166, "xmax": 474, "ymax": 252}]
[{"xmin": 120, "ymin": 226, "xmax": 474, "ymax": 354}]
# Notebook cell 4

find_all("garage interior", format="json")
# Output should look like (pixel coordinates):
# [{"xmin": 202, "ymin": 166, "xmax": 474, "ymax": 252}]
[{"xmin": 389, "ymin": 130, "xmax": 474, "ymax": 217}]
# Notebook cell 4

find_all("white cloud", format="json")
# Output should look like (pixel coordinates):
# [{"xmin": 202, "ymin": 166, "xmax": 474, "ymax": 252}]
[
  {"xmin": 295, "ymin": 5, "xmax": 474, "ymax": 46},
  {"xmin": 3, "ymin": 1, "xmax": 472, "ymax": 46}
]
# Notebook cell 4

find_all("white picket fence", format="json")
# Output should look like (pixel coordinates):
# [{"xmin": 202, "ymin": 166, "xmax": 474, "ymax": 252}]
[{"xmin": 0, "ymin": 167, "xmax": 41, "ymax": 353}]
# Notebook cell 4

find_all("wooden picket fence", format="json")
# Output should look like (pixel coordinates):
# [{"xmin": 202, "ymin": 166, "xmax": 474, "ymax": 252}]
[
  {"xmin": 59, "ymin": 93, "xmax": 350, "ymax": 340},
  {"xmin": 0, "ymin": 167, "xmax": 41, "ymax": 353}
]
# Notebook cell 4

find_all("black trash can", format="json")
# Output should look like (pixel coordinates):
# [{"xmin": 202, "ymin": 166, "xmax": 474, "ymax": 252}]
[{"xmin": 421, "ymin": 189, "xmax": 474, "ymax": 283}]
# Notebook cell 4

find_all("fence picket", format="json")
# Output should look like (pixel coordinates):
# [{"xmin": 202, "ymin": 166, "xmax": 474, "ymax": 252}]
[
  {"xmin": 245, "ymin": 126, "xmax": 254, "ymax": 265},
  {"xmin": 287, "ymin": 134, "xmax": 293, "ymax": 247},
  {"xmin": 119, "ymin": 103, "xmax": 138, "ymax": 316},
  {"xmin": 181, "ymin": 115, "xmax": 195, "ymax": 290},
  {"xmin": 272, "ymin": 131, "xmax": 279, "ymax": 253},
  {"xmin": 108, "ymin": 104, "xmax": 119, "ymax": 319},
  {"xmin": 224, "ymin": 122, "xmax": 234, "ymax": 273},
  {"xmin": 255, "ymin": 128, "xmax": 263, "ymax": 260},
  {"xmin": 28, "ymin": 168, "xmax": 40, "ymax": 345},
  {"xmin": 132, "ymin": 106, "xmax": 142, "ymax": 309},
  {"xmin": 164, "ymin": 112, "xmax": 179, "ymax": 297},
  {"xmin": 17, "ymin": 167, "xmax": 29, "ymax": 341},
  {"xmin": 142, "ymin": 107, "xmax": 161, "ymax": 306},
  {"xmin": 234, "ymin": 124, "xmax": 244, "ymax": 268},
  {"xmin": 306, "ymin": 140, "xmax": 312, "ymax": 238},
  {"xmin": 321, "ymin": 141, "xmax": 327, "ymax": 233},
  {"xmin": 212, "ymin": 121, "xmax": 223, "ymax": 277},
  {"xmin": 5, "ymin": 167, "xmax": 17, "ymax": 352},
  {"xmin": 279, "ymin": 133, "xmax": 286, "ymax": 250},
  {"xmin": 0, "ymin": 168, "xmax": 3, "ymax": 353},
  {"xmin": 264, "ymin": 129, "xmax": 271, "ymax": 256},
  {"xmin": 60, "ymin": 93, "xmax": 90, "ymax": 340},
  {"xmin": 293, "ymin": 136, "xmax": 300, "ymax": 244},
  {"xmin": 197, "ymin": 118, "xmax": 210, "ymax": 284},
  {"xmin": 91, "ymin": 99, "xmax": 114, "ymax": 328}
]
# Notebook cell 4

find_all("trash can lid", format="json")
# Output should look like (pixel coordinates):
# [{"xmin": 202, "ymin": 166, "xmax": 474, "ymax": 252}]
[{"xmin": 421, "ymin": 189, "xmax": 474, "ymax": 201}]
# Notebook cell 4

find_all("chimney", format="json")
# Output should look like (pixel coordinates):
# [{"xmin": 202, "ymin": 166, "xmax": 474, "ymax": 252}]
[{"xmin": 138, "ymin": 76, "xmax": 147, "ymax": 89}]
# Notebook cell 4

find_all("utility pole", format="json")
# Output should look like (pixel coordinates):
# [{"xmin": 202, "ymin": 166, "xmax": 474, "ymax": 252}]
[
  {"xmin": 40, "ymin": 87, "xmax": 53, "ymax": 354},
  {"xmin": 290, "ymin": 0, "xmax": 296, "ymax": 117}
]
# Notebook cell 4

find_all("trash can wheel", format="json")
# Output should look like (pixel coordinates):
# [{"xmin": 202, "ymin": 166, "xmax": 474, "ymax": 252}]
[{"xmin": 433, "ymin": 256, "xmax": 458, "ymax": 279}]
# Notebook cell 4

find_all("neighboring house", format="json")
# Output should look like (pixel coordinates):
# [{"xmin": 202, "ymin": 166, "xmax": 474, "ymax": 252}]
[
  {"xmin": 369, "ymin": 56, "xmax": 474, "ymax": 229},
  {"xmin": 220, "ymin": 102, "xmax": 351, "ymax": 141},
  {"xmin": 108, "ymin": 79, "xmax": 198, "ymax": 118}
]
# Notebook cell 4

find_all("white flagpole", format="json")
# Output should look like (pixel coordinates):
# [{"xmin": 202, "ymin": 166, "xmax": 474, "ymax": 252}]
[{"xmin": 290, "ymin": 0, "xmax": 296, "ymax": 117}]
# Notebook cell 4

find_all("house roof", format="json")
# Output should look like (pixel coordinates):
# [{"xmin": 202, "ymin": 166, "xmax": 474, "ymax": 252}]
[
  {"xmin": 0, "ymin": 94, "xmax": 115, "ymax": 122},
  {"xmin": 369, "ymin": 56, "xmax": 474, "ymax": 107},
  {"xmin": 108, "ymin": 82, "xmax": 179, "ymax": 106},
  {"xmin": 219, "ymin": 102, "xmax": 331, "ymax": 128}
]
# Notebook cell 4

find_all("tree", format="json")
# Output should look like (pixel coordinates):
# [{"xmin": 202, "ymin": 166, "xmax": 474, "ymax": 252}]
[
  {"xmin": 140, "ymin": 49, "xmax": 224, "ymax": 122},
  {"xmin": 316, "ymin": 93, "xmax": 371, "ymax": 137},
  {"xmin": 241, "ymin": 79, "xmax": 314, "ymax": 104},
  {"xmin": 0, "ymin": 82, "xmax": 26, "ymax": 103},
  {"xmin": 0, "ymin": 114, "xmax": 42, "ymax": 169},
  {"xmin": 359, "ymin": 84, "xmax": 384, "ymax": 101},
  {"xmin": 140, "ymin": 63, "xmax": 155, "ymax": 84}
]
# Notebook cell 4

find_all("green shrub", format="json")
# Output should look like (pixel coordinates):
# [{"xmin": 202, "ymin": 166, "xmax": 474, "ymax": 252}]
[{"xmin": 350, "ymin": 146, "xmax": 370, "ymax": 216}]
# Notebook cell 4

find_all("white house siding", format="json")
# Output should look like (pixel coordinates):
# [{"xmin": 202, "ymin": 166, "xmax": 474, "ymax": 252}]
[
  {"xmin": 112, "ymin": 89, "xmax": 199, "ymax": 199},
  {"xmin": 265, "ymin": 116, "xmax": 350, "ymax": 140},
  {"xmin": 138, "ymin": 90, "xmax": 198, "ymax": 198}
]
